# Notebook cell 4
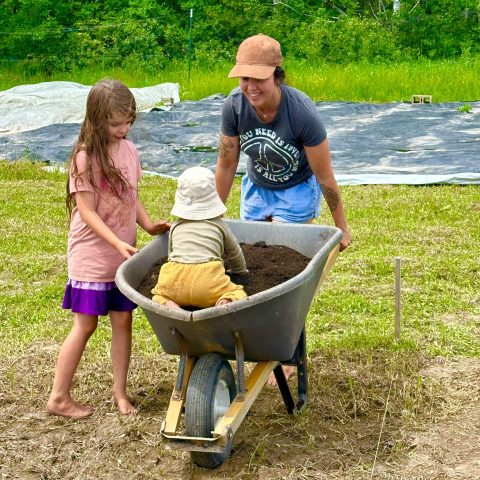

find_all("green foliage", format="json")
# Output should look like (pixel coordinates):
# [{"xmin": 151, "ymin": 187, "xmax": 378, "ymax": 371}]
[
  {"xmin": 457, "ymin": 104, "xmax": 473, "ymax": 113},
  {"xmin": 393, "ymin": 0, "xmax": 480, "ymax": 58},
  {"xmin": 0, "ymin": 0, "xmax": 479, "ymax": 73},
  {"xmin": 292, "ymin": 14, "xmax": 404, "ymax": 63}
]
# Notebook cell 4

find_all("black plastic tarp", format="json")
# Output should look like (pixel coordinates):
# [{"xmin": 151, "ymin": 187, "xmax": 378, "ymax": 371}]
[{"xmin": 1, "ymin": 94, "xmax": 479, "ymax": 184}]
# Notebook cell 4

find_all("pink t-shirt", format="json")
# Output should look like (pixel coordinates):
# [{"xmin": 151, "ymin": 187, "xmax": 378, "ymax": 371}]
[{"xmin": 67, "ymin": 139, "xmax": 141, "ymax": 282}]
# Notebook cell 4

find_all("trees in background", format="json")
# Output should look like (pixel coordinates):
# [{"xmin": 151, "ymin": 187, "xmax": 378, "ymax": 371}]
[{"xmin": 0, "ymin": 0, "xmax": 479, "ymax": 72}]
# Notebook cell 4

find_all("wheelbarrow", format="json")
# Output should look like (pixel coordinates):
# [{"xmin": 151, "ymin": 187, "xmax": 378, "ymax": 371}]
[{"xmin": 116, "ymin": 220, "xmax": 342, "ymax": 468}]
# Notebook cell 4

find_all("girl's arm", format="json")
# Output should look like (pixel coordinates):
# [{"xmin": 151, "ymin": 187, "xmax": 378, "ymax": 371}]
[
  {"xmin": 136, "ymin": 199, "xmax": 171, "ymax": 235},
  {"xmin": 304, "ymin": 140, "xmax": 351, "ymax": 251},
  {"xmin": 215, "ymin": 133, "xmax": 240, "ymax": 203},
  {"xmin": 75, "ymin": 191, "xmax": 138, "ymax": 259}
]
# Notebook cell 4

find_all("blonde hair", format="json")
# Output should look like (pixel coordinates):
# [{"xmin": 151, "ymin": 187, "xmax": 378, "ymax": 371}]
[{"xmin": 66, "ymin": 79, "xmax": 137, "ymax": 216}]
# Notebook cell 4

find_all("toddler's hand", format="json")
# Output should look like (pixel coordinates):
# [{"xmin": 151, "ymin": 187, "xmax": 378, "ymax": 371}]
[{"xmin": 229, "ymin": 269, "xmax": 249, "ymax": 275}]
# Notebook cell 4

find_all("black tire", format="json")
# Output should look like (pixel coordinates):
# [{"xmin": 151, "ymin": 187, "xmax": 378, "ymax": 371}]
[{"xmin": 185, "ymin": 353, "xmax": 237, "ymax": 468}]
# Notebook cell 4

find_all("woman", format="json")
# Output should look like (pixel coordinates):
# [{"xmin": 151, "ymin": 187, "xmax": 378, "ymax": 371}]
[
  {"xmin": 215, "ymin": 34, "xmax": 351, "ymax": 383},
  {"xmin": 216, "ymin": 34, "xmax": 350, "ymax": 246}
]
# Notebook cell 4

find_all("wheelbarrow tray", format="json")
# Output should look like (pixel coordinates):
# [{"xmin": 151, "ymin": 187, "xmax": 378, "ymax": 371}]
[{"xmin": 116, "ymin": 220, "xmax": 341, "ymax": 362}]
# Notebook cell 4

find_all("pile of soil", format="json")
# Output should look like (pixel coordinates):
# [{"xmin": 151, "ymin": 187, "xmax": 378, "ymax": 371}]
[{"xmin": 137, "ymin": 241, "xmax": 310, "ymax": 299}]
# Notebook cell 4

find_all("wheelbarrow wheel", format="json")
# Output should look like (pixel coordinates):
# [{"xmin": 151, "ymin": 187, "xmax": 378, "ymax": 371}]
[{"xmin": 185, "ymin": 352, "xmax": 237, "ymax": 468}]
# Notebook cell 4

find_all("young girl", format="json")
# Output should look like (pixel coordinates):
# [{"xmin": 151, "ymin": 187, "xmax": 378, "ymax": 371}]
[{"xmin": 46, "ymin": 79, "xmax": 170, "ymax": 419}]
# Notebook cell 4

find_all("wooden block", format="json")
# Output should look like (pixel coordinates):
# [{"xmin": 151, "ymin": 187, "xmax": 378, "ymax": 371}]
[{"xmin": 411, "ymin": 94, "xmax": 433, "ymax": 104}]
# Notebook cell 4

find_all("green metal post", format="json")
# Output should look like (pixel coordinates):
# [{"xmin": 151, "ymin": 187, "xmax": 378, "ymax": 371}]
[{"xmin": 188, "ymin": 9, "xmax": 193, "ymax": 83}]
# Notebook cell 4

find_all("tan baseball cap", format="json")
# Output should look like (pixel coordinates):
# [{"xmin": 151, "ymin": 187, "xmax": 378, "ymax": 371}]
[{"xmin": 228, "ymin": 34, "xmax": 283, "ymax": 79}]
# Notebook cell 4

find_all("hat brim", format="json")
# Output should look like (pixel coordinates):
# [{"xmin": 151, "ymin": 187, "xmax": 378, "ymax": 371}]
[
  {"xmin": 171, "ymin": 198, "xmax": 226, "ymax": 221},
  {"xmin": 228, "ymin": 63, "xmax": 276, "ymax": 79}
]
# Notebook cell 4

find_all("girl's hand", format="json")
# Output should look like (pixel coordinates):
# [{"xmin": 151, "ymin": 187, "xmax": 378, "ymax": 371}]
[
  {"xmin": 136, "ymin": 201, "xmax": 171, "ymax": 236},
  {"xmin": 115, "ymin": 241, "xmax": 139, "ymax": 259},
  {"xmin": 145, "ymin": 220, "xmax": 171, "ymax": 236}
]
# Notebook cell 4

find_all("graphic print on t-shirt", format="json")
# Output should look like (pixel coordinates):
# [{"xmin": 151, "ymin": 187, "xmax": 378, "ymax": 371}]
[
  {"xmin": 97, "ymin": 166, "xmax": 136, "ymax": 230},
  {"xmin": 240, "ymin": 127, "xmax": 300, "ymax": 184}
]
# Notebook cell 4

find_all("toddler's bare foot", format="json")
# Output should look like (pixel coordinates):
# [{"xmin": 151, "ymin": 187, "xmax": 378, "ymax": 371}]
[
  {"xmin": 165, "ymin": 300, "xmax": 181, "ymax": 309},
  {"xmin": 113, "ymin": 394, "xmax": 138, "ymax": 415},
  {"xmin": 216, "ymin": 298, "xmax": 232, "ymax": 306},
  {"xmin": 267, "ymin": 365, "xmax": 295, "ymax": 387},
  {"xmin": 46, "ymin": 396, "xmax": 93, "ymax": 419}
]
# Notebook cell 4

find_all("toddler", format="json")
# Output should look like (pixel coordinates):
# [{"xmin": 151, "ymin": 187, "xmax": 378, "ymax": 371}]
[{"xmin": 152, "ymin": 166, "xmax": 247, "ymax": 308}]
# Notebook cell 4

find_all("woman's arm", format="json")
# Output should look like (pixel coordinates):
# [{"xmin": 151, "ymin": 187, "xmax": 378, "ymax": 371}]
[
  {"xmin": 75, "ymin": 191, "xmax": 139, "ymax": 259},
  {"xmin": 304, "ymin": 140, "xmax": 351, "ymax": 251},
  {"xmin": 215, "ymin": 133, "xmax": 240, "ymax": 203},
  {"xmin": 136, "ymin": 199, "xmax": 171, "ymax": 235}
]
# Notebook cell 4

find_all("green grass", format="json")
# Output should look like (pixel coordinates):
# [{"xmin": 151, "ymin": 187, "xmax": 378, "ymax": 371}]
[
  {"xmin": 1, "ymin": 56, "xmax": 480, "ymax": 102},
  {"xmin": 1, "ymin": 161, "xmax": 478, "ymax": 362},
  {"xmin": 287, "ymin": 58, "xmax": 480, "ymax": 102}
]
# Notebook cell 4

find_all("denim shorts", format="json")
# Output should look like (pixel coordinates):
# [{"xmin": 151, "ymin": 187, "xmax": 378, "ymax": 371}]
[{"xmin": 240, "ymin": 175, "xmax": 322, "ymax": 223}]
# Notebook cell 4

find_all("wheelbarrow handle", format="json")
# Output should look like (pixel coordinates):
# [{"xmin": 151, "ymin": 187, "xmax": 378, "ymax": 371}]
[{"xmin": 316, "ymin": 243, "xmax": 341, "ymax": 293}]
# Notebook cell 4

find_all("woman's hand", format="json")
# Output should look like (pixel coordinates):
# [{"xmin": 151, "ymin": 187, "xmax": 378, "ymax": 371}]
[{"xmin": 339, "ymin": 226, "xmax": 351, "ymax": 251}]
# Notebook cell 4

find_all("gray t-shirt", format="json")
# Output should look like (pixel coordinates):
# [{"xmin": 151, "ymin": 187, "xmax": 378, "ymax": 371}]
[{"xmin": 221, "ymin": 84, "xmax": 327, "ymax": 189}]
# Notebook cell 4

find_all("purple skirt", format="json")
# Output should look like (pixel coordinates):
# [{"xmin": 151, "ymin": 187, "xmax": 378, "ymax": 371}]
[{"xmin": 62, "ymin": 279, "xmax": 137, "ymax": 316}]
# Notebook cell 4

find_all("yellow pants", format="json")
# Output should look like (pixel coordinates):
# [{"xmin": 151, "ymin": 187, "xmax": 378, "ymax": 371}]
[{"xmin": 151, "ymin": 260, "xmax": 247, "ymax": 308}]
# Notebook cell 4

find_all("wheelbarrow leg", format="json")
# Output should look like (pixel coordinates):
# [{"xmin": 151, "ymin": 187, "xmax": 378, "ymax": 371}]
[
  {"xmin": 275, "ymin": 327, "xmax": 308, "ymax": 414},
  {"xmin": 273, "ymin": 364, "xmax": 295, "ymax": 414},
  {"xmin": 296, "ymin": 328, "xmax": 308, "ymax": 411},
  {"xmin": 233, "ymin": 331, "xmax": 246, "ymax": 398}
]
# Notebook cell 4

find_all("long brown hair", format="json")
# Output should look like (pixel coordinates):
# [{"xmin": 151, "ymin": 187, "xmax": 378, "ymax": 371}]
[{"xmin": 66, "ymin": 79, "xmax": 137, "ymax": 216}]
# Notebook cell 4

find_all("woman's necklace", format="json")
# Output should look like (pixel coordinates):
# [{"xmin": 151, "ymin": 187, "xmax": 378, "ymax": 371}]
[
  {"xmin": 256, "ymin": 85, "xmax": 281, "ymax": 121},
  {"xmin": 258, "ymin": 107, "xmax": 276, "ymax": 120}
]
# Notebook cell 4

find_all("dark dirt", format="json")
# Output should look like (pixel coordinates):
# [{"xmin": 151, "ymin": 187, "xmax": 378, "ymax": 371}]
[{"xmin": 137, "ymin": 241, "xmax": 311, "ymax": 299}]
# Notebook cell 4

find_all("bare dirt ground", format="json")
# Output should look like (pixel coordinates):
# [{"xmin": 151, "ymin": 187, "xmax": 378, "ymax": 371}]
[{"xmin": 1, "ymin": 347, "xmax": 479, "ymax": 480}]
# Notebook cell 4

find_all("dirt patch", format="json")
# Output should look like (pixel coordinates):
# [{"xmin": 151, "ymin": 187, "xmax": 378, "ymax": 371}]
[
  {"xmin": 137, "ymin": 242, "xmax": 311, "ymax": 299},
  {"xmin": 1, "ymin": 345, "xmax": 479, "ymax": 479}
]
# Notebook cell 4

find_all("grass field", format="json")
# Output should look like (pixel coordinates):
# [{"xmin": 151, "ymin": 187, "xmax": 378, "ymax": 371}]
[
  {"xmin": 1, "ymin": 161, "xmax": 478, "ymax": 361},
  {"xmin": 2, "ymin": 57, "xmax": 480, "ymax": 102}
]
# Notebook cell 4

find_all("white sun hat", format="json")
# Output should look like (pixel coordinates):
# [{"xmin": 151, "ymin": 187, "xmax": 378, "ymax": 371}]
[{"xmin": 171, "ymin": 166, "xmax": 227, "ymax": 220}]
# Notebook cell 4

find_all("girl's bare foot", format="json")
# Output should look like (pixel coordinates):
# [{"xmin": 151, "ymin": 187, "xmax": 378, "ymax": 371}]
[
  {"xmin": 267, "ymin": 365, "xmax": 295, "ymax": 386},
  {"xmin": 113, "ymin": 394, "xmax": 138, "ymax": 415},
  {"xmin": 216, "ymin": 298, "xmax": 232, "ymax": 306},
  {"xmin": 165, "ymin": 300, "xmax": 181, "ymax": 309},
  {"xmin": 46, "ymin": 396, "xmax": 93, "ymax": 419}
]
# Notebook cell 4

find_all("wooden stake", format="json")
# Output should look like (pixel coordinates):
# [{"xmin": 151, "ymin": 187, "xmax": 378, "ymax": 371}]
[{"xmin": 395, "ymin": 257, "xmax": 401, "ymax": 342}]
